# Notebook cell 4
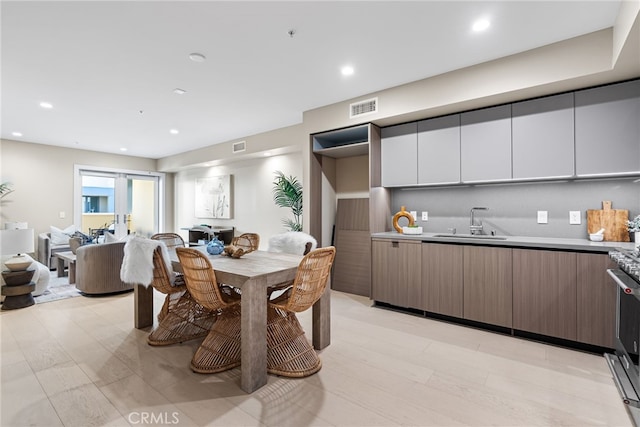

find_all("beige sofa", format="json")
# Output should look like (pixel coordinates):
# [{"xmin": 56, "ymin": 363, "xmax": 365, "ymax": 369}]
[
  {"xmin": 75, "ymin": 241, "xmax": 133, "ymax": 295},
  {"xmin": 38, "ymin": 232, "xmax": 71, "ymax": 270}
]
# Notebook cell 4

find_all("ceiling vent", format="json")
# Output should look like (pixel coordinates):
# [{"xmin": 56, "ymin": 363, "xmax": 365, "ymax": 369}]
[
  {"xmin": 232, "ymin": 141, "xmax": 246, "ymax": 154},
  {"xmin": 349, "ymin": 97, "xmax": 378, "ymax": 119}
]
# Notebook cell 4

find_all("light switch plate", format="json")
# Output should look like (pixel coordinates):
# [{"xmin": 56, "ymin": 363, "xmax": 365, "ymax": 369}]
[
  {"xmin": 421, "ymin": 211, "xmax": 429, "ymax": 221},
  {"xmin": 569, "ymin": 211, "xmax": 581, "ymax": 225},
  {"xmin": 59, "ymin": 211, "xmax": 66, "ymax": 219},
  {"xmin": 537, "ymin": 210, "xmax": 548, "ymax": 224},
  {"xmin": 410, "ymin": 211, "xmax": 417, "ymax": 221}
]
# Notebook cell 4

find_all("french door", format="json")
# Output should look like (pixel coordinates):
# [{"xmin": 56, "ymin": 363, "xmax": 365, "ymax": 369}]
[{"xmin": 74, "ymin": 166, "xmax": 164, "ymax": 240}]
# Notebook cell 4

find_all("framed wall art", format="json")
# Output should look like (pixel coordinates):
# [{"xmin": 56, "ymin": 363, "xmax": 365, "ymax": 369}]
[{"xmin": 195, "ymin": 175, "xmax": 232, "ymax": 218}]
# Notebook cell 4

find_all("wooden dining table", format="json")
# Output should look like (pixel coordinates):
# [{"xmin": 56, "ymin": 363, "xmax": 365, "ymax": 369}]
[{"xmin": 133, "ymin": 248, "xmax": 331, "ymax": 393}]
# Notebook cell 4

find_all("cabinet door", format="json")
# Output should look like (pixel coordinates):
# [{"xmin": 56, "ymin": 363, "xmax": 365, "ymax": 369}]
[
  {"xmin": 417, "ymin": 115, "xmax": 461, "ymax": 185},
  {"xmin": 513, "ymin": 249, "xmax": 577, "ymax": 340},
  {"xmin": 463, "ymin": 246, "xmax": 513, "ymax": 327},
  {"xmin": 381, "ymin": 123, "xmax": 418, "ymax": 186},
  {"xmin": 421, "ymin": 243, "xmax": 463, "ymax": 317},
  {"xmin": 461, "ymin": 105, "xmax": 512, "ymax": 182},
  {"xmin": 575, "ymin": 79, "xmax": 640, "ymax": 176},
  {"xmin": 371, "ymin": 239, "xmax": 421, "ymax": 308},
  {"xmin": 576, "ymin": 253, "xmax": 616, "ymax": 348},
  {"xmin": 512, "ymin": 93, "xmax": 575, "ymax": 180}
]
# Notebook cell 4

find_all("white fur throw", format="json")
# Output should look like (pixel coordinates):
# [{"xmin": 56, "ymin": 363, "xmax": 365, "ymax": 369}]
[
  {"xmin": 120, "ymin": 236, "xmax": 174, "ymax": 287},
  {"xmin": 268, "ymin": 232, "xmax": 317, "ymax": 255}
]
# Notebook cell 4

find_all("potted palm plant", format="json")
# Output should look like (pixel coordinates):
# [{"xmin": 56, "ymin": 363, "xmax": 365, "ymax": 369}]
[{"xmin": 272, "ymin": 171, "xmax": 302, "ymax": 231}]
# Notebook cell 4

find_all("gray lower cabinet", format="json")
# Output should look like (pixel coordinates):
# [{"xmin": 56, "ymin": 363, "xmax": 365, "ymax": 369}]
[
  {"xmin": 460, "ymin": 105, "xmax": 512, "ymax": 182},
  {"xmin": 417, "ymin": 115, "xmax": 461, "ymax": 185},
  {"xmin": 513, "ymin": 249, "xmax": 577, "ymax": 341},
  {"xmin": 421, "ymin": 243, "xmax": 463, "ymax": 316},
  {"xmin": 512, "ymin": 93, "xmax": 575, "ymax": 180},
  {"xmin": 463, "ymin": 246, "xmax": 513, "ymax": 327},
  {"xmin": 575, "ymin": 79, "xmax": 640, "ymax": 176},
  {"xmin": 381, "ymin": 123, "xmax": 417, "ymax": 186},
  {"xmin": 576, "ymin": 253, "xmax": 617, "ymax": 348},
  {"xmin": 371, "ymin": 239, "xmax": 421, "ymax": 309}
]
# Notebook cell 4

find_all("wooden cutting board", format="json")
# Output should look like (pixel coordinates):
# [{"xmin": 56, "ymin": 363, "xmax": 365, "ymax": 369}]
[{"xmin": 586, "ymin": 201, "xmax": 630, "ymax": 242}]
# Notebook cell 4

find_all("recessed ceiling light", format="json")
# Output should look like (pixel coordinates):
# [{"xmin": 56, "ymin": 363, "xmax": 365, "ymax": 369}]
[
  {"xmin": 341, "ymin": 65, "xmax": 355, "ymax": 76},
  {"xmin": 173, "ymin": 88, "xmax": 186, "ymax": 95},
  {"xmin": 120, "ymin": 147, "xmax": 128, "ymax": 152},
  {"xmin": 169, "ymin": 129, "xmax": 179, "ymax": 135},
  {"xmin": 39, "ymin": 101, "xmax": 53, "ymax": 109},
  {"xmin": 11, "ymin": 132, "xmax": 22, "ymax": 137},
  {"xmin": 189, "ymin": 53, "xmax": 206, "ymax": 62},
  {"xmin": 472, "ymin": 18, "xmax": 490, "ymax": 32}
]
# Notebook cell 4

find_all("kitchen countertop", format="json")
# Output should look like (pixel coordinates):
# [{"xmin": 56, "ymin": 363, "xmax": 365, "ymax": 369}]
[{"xmin": 371, "ymin": 231, "xmax": 638, "ymax": 253}]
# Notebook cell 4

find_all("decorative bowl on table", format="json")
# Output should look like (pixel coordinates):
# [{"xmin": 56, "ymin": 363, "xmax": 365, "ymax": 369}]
[{"xmin": 223, "ymin": 245, "xmax": 246, "ymax": 258}]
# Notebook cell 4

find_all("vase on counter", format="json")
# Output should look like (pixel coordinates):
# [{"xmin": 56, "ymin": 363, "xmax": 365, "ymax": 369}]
[{"xmin": 392, "ymin": 206, "xmax": 415, "ymax": 233}]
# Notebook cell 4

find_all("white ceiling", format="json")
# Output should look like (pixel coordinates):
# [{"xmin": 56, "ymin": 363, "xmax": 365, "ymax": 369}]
[{"xmin": 1, "ymin": 1, "xmax": 622, "ymax": 159}]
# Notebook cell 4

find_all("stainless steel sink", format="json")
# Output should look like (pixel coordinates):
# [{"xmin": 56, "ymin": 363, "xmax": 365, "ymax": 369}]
[{"xmin": 432, "ymin": 233, "xmax": 507, "ymax": 240}]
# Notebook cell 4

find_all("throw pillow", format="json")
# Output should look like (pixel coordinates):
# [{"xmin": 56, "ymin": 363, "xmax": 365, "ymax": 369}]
[
  {"xmin": 50, "ymin": 225, "xmax": 77, "ymax": 245},
  {"xmin": 104, "ymin": 232, "xmax": 135, "ymax": 243},
  {"xmin": 104, "ymin": 231, "xmax": 118, "ymax": 243}
]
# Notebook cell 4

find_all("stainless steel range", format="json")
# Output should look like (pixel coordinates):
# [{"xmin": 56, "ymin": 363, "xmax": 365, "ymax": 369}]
[{"xmin": 606, "ymin": 247, "xmax": 640, "ymax": 426}]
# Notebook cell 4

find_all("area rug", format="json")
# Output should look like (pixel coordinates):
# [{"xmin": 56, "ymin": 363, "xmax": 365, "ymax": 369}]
[{"xmin": 33, "ymin": 272, "xmax": 82, "ymax": 304}]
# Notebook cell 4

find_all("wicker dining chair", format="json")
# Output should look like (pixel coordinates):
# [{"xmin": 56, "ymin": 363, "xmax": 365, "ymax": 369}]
[
  {"xmin": 151, "ymin": 233, "xmax": 185, "ymax": 250},
  {"xmin": 176, "ymin": 247, "xmax": 243, "ymax": 373},
  {"xmin": 150, "ymin": 232, "xmax": 186, "ymax": 322},
  {"xmin": 230, "ymin": 233, "xmax": 260, "ymax": 253},
  {"xmin": 266, "ymin": 246, "xmax": 336, "ymax": 377},
  {"xmin": 146, "ymin": 246, "xmax": 216, "ymax": 346}
]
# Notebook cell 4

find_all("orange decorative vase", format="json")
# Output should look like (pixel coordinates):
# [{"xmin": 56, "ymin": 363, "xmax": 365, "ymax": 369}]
[{"xmin": 392, "ymin": 206, "xmax": 415, "ymax": 233}]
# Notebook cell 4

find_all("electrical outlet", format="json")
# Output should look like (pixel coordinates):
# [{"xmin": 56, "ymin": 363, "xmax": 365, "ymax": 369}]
[
  {"xmin": 59, "ymin": 211, "xmax": 66, "ymax": 219},
  {"xmin": 537, "ymin": 210, "xmax": 548, "ymax": 224},
  {"xmin": 421, "ymin": 211, "xmax": 429, "ymax": 221},
  {"xmin": 410, "ymin": 211, "xmax": 417, "ymax": 221},
  {"xmin": 569, "ymin": 211, "xmax": 581, "ymax": 225}
]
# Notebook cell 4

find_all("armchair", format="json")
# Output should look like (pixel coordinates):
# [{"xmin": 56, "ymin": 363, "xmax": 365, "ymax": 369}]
[
  {"xmin": 75, "ymin": 241, "xmax": 133, "ymax": 295},
  {"xmin": 37, "ymin": 232, "xmax": 71, "ymax": 270}
]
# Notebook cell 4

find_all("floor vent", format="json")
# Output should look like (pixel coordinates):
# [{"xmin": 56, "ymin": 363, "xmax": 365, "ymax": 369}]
[
  {"xmin": 350, "ymin": 97, "xmax": 378, "ymax": 118},
  {"xmin": 232, "ymin": 141, "xmax": 246, "ymax": 154}
]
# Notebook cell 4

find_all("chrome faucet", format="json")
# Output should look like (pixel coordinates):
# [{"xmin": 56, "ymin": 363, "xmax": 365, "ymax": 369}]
[{"xmin": 470, "ymin": 207, "xmax": 489, "ymax": 235}]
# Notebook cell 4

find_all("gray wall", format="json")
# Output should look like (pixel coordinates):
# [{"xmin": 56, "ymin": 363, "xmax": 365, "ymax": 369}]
[{"xmin": 393, "ymin": 178, "xmax": 640, "ymax": 239}]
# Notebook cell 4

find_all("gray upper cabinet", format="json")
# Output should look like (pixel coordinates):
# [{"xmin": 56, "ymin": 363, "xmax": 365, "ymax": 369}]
[
  {"xmin": 460, "ymin": 105, "xmax": 512, "ymax": 182},
  {"xmin": 379, "ymin": 79, "xmax": 639, "ymax": 188},
  {"xmin": 575, "ymin": 79, "xmax": 640, "ymax": 176},
  {"xmin": 417, "ymin": 115, "xmax": 461, "ymax": 185},
  {"xmin": 512, "ymin": 93, "xmax": 575, "ymax": 180},
  {"xmin": 381, "ymin": 122, "xmax": 417, "ymax": 186}
]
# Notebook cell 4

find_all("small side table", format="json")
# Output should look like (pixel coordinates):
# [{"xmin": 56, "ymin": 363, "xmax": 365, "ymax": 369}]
[
  {"xmin": 54, "ymin": 251, "xmax": 77, "ymax": 284},
  {"xmin": 1, "ymin": 269, "xmax": 36, "ymax": 310}
]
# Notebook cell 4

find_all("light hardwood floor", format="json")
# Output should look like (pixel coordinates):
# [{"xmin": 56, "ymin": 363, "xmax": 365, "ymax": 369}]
[{"xmin": 0, "ymin": 289, "xmax": 634, "ymax": 427}]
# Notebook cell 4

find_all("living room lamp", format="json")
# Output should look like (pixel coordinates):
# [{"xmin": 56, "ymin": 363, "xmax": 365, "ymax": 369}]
[{"xmin": 0, "ymin": 228, "xmax": 35, "ymax": 271}]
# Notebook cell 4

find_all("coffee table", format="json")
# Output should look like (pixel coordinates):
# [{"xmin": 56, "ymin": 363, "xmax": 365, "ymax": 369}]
[{"xmin": 54, "ymin": 251, "xmax": 77, "ymax": 284}]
